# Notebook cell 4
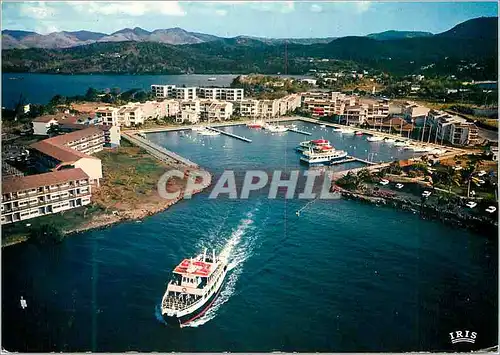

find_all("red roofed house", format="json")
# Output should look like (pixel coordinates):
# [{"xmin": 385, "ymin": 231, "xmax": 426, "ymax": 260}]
[
  {"xmin": 32, "ymin": 113, "xmax": 97, "ymax": 136},
  {"xmin": 1, "ymin": 168, "xmax": 92, "ymax": 224},
  {"xmin": 29, "ymin": 127, "xmax": 104, "ymax": 186}
]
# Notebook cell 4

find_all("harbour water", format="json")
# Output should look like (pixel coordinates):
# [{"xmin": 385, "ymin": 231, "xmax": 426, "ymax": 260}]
[
  {"xmin": 1, "ymin": 73, "xmax": 239, "ymax": 108},
  {"xmin": 2, "ymin": 122, "xmax": 497, "ymax": 352}
]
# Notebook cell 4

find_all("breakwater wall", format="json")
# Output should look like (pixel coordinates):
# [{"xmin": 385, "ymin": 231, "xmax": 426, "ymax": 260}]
[{"xmin": 339, "ymin": 190, "xmax": 498, "ymax": 238}]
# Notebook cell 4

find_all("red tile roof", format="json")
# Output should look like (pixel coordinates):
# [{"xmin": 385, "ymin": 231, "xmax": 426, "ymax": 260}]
[
  {"xmin": 30, "ymin": 140, "xmax": 97, "ymax": 163},
  {"xmin": 2, "ymin": 168, "xmax": 89, "ymax": 194},
  {"xmin": 32, "ymin": 113, "xmax": 90, "ymax": 124},
  {"xmin": 43, "ymin": 126, "xmax": 103, "ymax": 147}
]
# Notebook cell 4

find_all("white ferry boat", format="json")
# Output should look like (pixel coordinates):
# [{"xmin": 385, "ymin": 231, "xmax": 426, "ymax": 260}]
[
  {"xmin": 296, "ymin": 138, "xmax": 331, "ymax": 152},
  {"xmin": 161, "ymin": 249, "xmax": 228, "ymax": 327},
  {"xmin": 300, "ymin": 146, "xmax": 348, "ymax": 165}
]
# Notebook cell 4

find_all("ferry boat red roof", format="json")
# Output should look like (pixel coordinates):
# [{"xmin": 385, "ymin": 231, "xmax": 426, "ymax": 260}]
[
  {"xmin": 174, "ymin": 259, "xmax": 213, "ymax": 277},
  {"xmin": 312, "ymin": 139, "xmax": 329, "ymax": 144},
  {"xmin": 320, "ymin": 145, "xmax": 333, "ymax": 150}
]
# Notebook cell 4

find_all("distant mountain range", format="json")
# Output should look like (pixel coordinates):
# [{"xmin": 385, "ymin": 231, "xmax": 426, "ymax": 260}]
[
  {"xmin": 4, "ymin": 17, "xmax": 493, "ymax": 49},
  {"xmin": 2, "ymin": 17, "xmax": 497, "ymax": 79}
]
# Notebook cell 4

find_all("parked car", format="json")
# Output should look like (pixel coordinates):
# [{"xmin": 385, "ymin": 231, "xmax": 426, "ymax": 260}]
[
  {"xmin": 477, "ymin": 170, "xmax": 487, "ymax": 177},
  {"xmin": 465, "ymin": 201, "xmax": 477, "ymax": 208},
  {"xmin": 485, "ymin": 206, "xmax": 497, "ymax": 213},
  {"xmin": 422, "ymin": 191, "xmax": 432, "ymax": 197},
  {"xmin": 379, "ymin": 179, "xmax": 390, "ymax": 186},
  {"xmin": 395, "ymin": 183, "xmax": 404, "ymax": 189}
]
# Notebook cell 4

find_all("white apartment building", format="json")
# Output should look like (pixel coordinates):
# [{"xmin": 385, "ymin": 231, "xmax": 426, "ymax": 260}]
[
  {"xmin": 175, "ymin": 87, "xmax": 197, "ymax": 100},
  {"xmin": 164, "ymin": 99, "xmax": 181, "ymax": 117},
  {"xmin": 96, "ymin": 107, "xmax": 120, "ymax": 126},
  {"xmin": 198, "ymin": 87, "xmax": 244, "ymax": 101},
  {"xmin": 277, "ymin": 94, "xmax": 301, "ymax": 116},
  {"xmin": 366, "ymin": 100, "xmax": 389, "ymax": 120},
  {"xmin": 138, "ymin": 101, "xmax": 164, "ymax": 120},
  {"xmin": 118, "ymin": 105, "xmax": 144, "ymax": 127},
  {"xmin": 176, "ymin": 111, "xmax": 200, "ymax": 124},
  {"xmin": 344, "ymin": 104, "xmax": 369, "ymax": 125},
  {"xmin": 427, "ymin": 110, "xmax": 479, "ymax": 146},
  {"xmin": 237, "ymin": 99, "xmax": 260, "ymax": 118},
  {"xmin": 258, "ymin": 100, "xmax": 280, "ymax": 119},
  {"xmin": 32, "ymin": 115, "xmax": 60, "ymax": 135},
  {"xmin": 1, "ymin": 168, "xmax": 92, "ymax": 225},
  {"xmin": 402, "ymin": 101, "xmax": 431, "ymax": 125},
  {"xmin": 151, "ymin": 84, "xmax": 176, "ymax": 98},
  {"xmin": 205, "ymin": 101, "xmax": 234, "ymax": 121}
]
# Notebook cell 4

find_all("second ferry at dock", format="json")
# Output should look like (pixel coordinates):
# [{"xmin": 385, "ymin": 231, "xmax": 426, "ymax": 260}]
[
  {"xmin": 299, "ymin": 144, "xmax": 348, "ymax": 165},
  {"xmin": 296, "ymin": 138, "xmax": 331, "ymax": 153},
  {"xmin": 161, "ymin": 249, "xmax": 228, "ymax": 327}
]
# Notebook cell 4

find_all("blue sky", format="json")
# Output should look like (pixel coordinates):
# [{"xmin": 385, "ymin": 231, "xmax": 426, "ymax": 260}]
[{"xmin": 2, "ymin": 1, "xmax": 498, "ymax": 38}]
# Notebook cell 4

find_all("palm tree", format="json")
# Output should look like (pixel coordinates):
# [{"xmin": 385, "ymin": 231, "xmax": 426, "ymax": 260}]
[{"xmin": 356, "ymin": 168, "xmax": 373, "ymax": 183}]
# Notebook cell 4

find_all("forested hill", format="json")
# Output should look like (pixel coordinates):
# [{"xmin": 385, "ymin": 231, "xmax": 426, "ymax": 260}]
[{"xmin": 2, "ymin": 17, "xmax": 497, "ymax": 79}]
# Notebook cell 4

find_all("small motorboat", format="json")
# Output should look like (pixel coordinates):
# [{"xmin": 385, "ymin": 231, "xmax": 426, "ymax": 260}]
[
  {"xmin": 355, "ymin": 131, "xmax": 364, "ymax": 136},
  {"xmin": 367, "ymin": 136, "xmax": 384, "ymax": 142}
]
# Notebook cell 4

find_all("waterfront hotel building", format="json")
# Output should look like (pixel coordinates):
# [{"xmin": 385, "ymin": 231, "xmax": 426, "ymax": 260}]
[{"xmin": 1, "ymin": 168, "xmax": 91, "ymax": 225}]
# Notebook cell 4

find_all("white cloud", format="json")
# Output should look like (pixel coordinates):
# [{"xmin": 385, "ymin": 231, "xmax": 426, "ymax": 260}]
[
  {"xmin": 67, "ymin": 1, "xmax": 185, "ymax": 17},
  {"xmin": 310, "ymin": 4, "xmax": 322, "ymax": 13},
  {"xmin": 355, "ymin": 1, "xmax": 371, "ymax": 13},
  {"xmin": 215, "ymin": 9, "xmax": 228, "ymax": 16},
  {"xmin": 19, "ymin": 1, "xmax": 53, "ymax": 19}
]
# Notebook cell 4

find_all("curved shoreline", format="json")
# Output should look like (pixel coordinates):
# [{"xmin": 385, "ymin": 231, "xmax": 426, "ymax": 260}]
[
  {"xmin": 335, "ymin": 186, "xmax": 498, "ymax": 238},
  {"xmin": 2, "ymin": 169, "xmax": 212, "ymax": 248}
]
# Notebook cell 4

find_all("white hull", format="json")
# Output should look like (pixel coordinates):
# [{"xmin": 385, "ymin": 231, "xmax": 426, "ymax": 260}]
[
  {"xmin": 161, "ymin": 253, "xmax": 228, "ymax": 327},
  {"xmin": 191, "ymin": 126, "xmax": 205, "ymax": 131},
  {"xmin": 300, "ymin": 151, "xmax": 348, "ymax": 165},
  {"xmin": 264, "ymin": 124, "xmax": 288, "ymax": 132},
  {"xmin": 341, "ymin": 129, "xmax": 355, "ymax": 134},
  {"xmin": 198, "ymin": 129, "xmax": 220, "ymax": 136},
  {"xmin": 367, "ymin": 136, "xmax": 384, "ymax": 142}
]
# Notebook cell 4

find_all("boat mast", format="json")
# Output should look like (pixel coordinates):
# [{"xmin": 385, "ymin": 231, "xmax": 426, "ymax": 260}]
[
  {"xmin": 203, "ymin": 248, "xmax": 207, "ymax": 262},
  {"xmin": 213, "ymin": 249, "xmax": 216, "ymax": 262}
]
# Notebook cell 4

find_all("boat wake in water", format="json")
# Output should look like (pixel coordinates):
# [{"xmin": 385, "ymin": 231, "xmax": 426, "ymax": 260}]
[
  {"xmin": 184, "ymin": 206, "xmax": 261, "ymax": 328},
  {"xmin": 155, "ymin": 205, "xmax": 261, "ymax": 328}
]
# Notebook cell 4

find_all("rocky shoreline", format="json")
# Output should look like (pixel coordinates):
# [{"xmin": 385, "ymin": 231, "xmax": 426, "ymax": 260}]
[
  {"xmin": 338, "ymin": 188, "xmax": 498, "ymax": 238},
  {"xmin": 2, "ymin": 169, "xmax": 212, "ymax": 248}
]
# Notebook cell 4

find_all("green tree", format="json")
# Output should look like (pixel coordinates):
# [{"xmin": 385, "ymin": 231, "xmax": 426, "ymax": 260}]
[
  {"xmin": 85, "ymin": 87, "xmax": 99, "ymax": 101},
  {"xmin": 47, "ymin": 123, "xmax": 61, "ymax": 137},
  {"xmin": 49, "ymin": 94, "xmax": 67, "ymax": 106}
]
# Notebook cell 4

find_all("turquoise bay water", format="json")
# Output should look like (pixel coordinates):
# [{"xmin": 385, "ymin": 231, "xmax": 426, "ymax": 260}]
[{"xmin": 2, "ymin": 122, "xmax": 497, "ymax": 352}]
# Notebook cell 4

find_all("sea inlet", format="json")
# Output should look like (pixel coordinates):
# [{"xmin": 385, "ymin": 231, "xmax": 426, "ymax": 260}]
[{"xmin": 2, "ymin": 121, "xmax": 497, "ymax": 352}]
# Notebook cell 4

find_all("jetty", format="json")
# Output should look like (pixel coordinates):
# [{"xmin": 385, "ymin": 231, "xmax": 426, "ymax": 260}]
[
  {"xmin": 123, "ymin": 132, "xmax": 199, "ymax": 167},
  {"xmin": 206, "ymin": 127, "xmax": 252, "ymax": 143},
  {"xmin": 330, "ymin": 156, "xmax": 378, "ymax": 166},
  {"xmin": 287, "ymin": 128, "xmax": 312, "ymax": 136}
]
